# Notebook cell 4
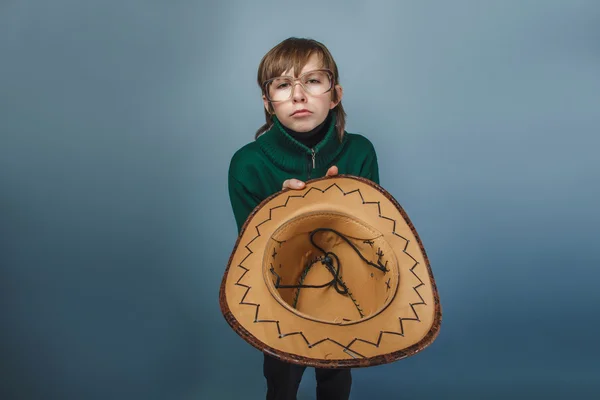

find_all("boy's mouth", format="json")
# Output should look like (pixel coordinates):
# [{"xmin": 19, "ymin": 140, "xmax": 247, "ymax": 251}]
[{"xmin": 291, "ymin": 109, "xmax": 312, "ymax": 116}]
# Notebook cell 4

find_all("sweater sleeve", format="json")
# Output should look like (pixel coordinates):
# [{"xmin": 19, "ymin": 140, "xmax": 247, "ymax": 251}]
[
  {"xmin": 360, "ymin": 139, "xmax": 380, "ymax": 185},
  {"xmin": 228, "ymin": 173, "xmax": 263, "ymax": 234}
]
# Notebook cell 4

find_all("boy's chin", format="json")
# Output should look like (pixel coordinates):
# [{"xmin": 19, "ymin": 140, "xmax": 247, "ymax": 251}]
[{"xmin": 283, "ymin": 118, "xmax": 320, "ymax": 133}]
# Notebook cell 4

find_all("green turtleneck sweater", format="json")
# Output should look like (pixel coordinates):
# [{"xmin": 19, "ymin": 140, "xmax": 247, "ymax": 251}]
[{"xmin": 228, "ymin": 114, "xmax": 380, "ymax": 234}]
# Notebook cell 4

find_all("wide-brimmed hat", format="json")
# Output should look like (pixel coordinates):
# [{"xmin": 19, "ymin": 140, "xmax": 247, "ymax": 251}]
[{"xmin": 220, "ymin": 175, "xmax": 442, "ymax": 368}]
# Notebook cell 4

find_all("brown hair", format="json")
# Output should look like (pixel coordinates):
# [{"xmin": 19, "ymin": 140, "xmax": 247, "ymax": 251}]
[{"xmin": 255, "ymin": 37, "xmax": 347, "ymax": 141}]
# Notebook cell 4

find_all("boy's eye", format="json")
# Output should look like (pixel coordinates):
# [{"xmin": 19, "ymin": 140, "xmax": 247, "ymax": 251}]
[{"xmin": 276, "ymin": 82, "xmax": 290, "ymax": 89}]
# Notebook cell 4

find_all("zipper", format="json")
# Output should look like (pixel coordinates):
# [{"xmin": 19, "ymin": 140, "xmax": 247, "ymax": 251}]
[{"xmin": 307, "ymin": 148, "xmax": 316, "ymax": 180}]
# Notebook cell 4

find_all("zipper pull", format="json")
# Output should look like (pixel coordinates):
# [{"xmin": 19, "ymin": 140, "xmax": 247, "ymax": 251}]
[{"xmin": 311, "ymin": 148, "xmax": 316, "ymax": 169}]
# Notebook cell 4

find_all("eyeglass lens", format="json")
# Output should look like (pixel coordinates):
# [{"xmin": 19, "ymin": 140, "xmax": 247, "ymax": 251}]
[{"xmin": 266, "ymin": 71, "xmax": 332, "ymax": 101}]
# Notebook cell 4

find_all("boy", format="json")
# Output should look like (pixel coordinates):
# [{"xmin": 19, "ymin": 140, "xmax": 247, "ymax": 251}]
[{"xmin": 228, "ymin": 37, "xmax": 379, "ymax": 400}]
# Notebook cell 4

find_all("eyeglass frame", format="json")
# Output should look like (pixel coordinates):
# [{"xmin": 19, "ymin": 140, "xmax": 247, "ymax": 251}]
[{"xmin": 261, "ymin": 69, "xmax": 335, "ymax": 102}]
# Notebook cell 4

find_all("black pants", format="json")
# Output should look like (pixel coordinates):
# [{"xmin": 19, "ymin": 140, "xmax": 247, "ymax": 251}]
[{"xmin": 263, "ymin": 353, "xmax": 352, "ymax": 400}]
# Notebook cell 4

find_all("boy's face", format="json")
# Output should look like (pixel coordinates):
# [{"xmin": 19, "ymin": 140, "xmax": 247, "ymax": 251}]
[{"xmin": 263, "ymin": 53, "xmax": 343, "ymax": 133}]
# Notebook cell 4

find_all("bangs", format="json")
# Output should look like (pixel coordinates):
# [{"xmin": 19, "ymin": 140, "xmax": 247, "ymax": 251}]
[
  {"xmin": 258, "ymin": 38, "xmax": 336, "ymax": 87},
  {"xmin": 265, "ymin": 49, "xmax": 324, "ymax": 79}
]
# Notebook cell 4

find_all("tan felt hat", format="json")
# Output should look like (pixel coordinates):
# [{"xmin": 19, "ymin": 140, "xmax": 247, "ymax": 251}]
[{"xmin": 220, "ymin": 175, "xmax": 442, "ymax": 368}]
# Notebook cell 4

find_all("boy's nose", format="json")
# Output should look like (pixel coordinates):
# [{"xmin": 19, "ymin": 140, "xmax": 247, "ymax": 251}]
[{"xmin": 291, "ymin": 82, "xmax": 307, "ymax": 102}]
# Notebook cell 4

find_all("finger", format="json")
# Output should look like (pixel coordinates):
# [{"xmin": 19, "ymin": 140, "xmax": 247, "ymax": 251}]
[
  {"xmin": 326, "ymin": 165, "xmax": 339, "ymax": 176},
  {"xmin": 282, "ymin": 179, "xmax": 305, "ymax": 190},
  {"xmin": 290, "ymin": 179, "xmax": 305, "ymax": 189}
]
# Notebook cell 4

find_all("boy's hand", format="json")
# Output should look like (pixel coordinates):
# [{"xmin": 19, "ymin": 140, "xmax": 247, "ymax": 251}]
[{"xmin": 282, "ymin": 166, "xmax": 338, "ymax": 190}]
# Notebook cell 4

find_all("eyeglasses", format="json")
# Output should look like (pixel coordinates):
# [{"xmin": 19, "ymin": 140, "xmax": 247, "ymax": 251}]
[{"xmin": 263, "ymin": 69, "xmax": 334, "ymax": 102}]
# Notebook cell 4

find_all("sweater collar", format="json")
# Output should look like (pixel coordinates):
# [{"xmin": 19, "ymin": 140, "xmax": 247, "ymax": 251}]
[{"xmin": 257, "ymin": 112, "xmax": 346, "ymax": 173}]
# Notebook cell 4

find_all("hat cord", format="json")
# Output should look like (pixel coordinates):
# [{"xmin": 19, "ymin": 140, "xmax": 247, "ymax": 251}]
[{"xmin": 273, "ymin": 228, "xmax": 389, "ymax": 293}]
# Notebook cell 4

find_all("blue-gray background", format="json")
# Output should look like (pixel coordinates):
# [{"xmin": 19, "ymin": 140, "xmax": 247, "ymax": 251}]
[{"xmin": 1, "ymin": 1, "xmax": 598, "ymax": 399}]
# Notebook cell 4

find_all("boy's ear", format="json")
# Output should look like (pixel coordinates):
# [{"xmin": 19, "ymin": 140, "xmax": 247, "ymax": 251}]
[
  {"xmin": 330, "ymin": 84, "xmax": 343, "ymax": 109},
  {"xmin": 262, "ymin": 95, "xmax": 272, "ymax": 114}
]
